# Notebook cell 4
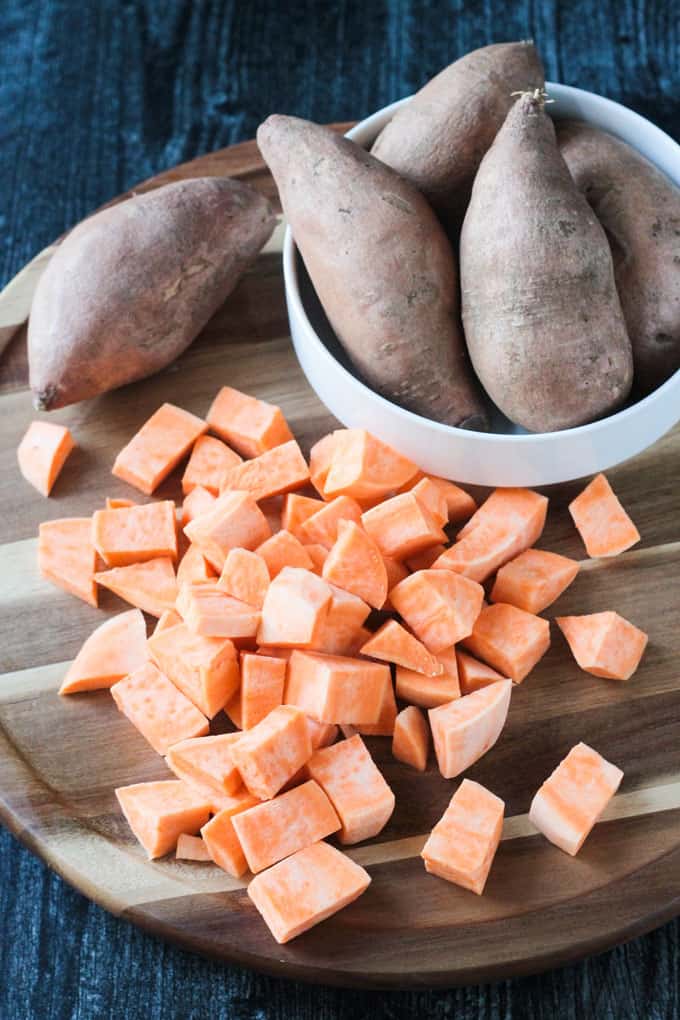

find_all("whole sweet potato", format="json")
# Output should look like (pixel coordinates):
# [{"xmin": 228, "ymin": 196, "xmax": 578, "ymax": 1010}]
[
  {"xmin": 459, "ymin": 92, "xmax": 633, "ymax": 433},
  {"xmin": 558, "ymin": 120, "xmax": 680, "ymax": 393},
  {"xmin": 257, "ymin": 115, "xmax": 487, "ymax": 430},
  {"xmin": 371, "ymin": 41, "xmax": 544, "ymax": 234},
  {"xmin": 29, "ymin": 178, "xmax": 276, "ymax": 410}
]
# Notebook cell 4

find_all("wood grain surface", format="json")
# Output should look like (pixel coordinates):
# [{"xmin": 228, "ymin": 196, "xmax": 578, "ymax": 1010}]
[{"xmin": 0, "ymin": 132, "xmax": 679, "ymax": 990}]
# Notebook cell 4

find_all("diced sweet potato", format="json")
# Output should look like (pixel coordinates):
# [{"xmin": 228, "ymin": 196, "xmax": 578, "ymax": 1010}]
[
  {"xmin": 247, "ymin": 840, "xmax": 371, "ymax": 944},
  {"xmin": 422, "ymin": 779, "xmax": 504, "ymax": 894},
  {"xmin": 184, "ymin": 490, "xmax": 271, "ymax": 572},
  {"xmin": 206, "ymin": 386, "xmax": 293, "ymax": 459},
  {"xmin": 147, "ymin": 622, "xmax": 239, "ymax": 718},
  {"xmin": 111, "ymin": 661, "xmax": 208, "ymax": 754},
  {"xmin": 382, "ymin": 555, "xmax": 410, "ymax": 611},
  {"xmin": 298, "ymin": 495, "xmax": 363, "ymax": 549},
  {"xmin": 305, "ymin": 543, "xmax": 329, "ymax": 573},
  {"xmin": 429, "ymin": 679, "xmax": 512, "ymax": 779},
  {"xmin": 256, "ymin": 529, "xmax": 313, "ymax": 577},
  {"xmin": 182, "ymin": 434, "xmax": 242, "ymax": 495},
  {"xmin": 491, "ymin": 548, "xmax": 580, "ymax": 614},
  {"xmin": 233, "ymin": 779, "xmax": 340, "ymax": 874},
  {"xmin": 321, "ymin": 520, "xmax": 388, "ymax": 610},
  {"xmin": 95, "ymin": 556, "xmax": 178, "ymax": 617},
  {"xmin": 201, "ymin": 789, "xmax": 262, "ymax": 877},
  {"xmin": 92, "ymin": 501, "xmax": 177, "ymax": 567},
  {"xmin": 220, "ymin": 440, "xmax": 309, "ymax": 501},
  {"xmin": 390, "ymin": 569, "xmax": 484, "ymax": 652},
  {"xmin": 115, "ymin": 780, "xmax": 212, "ymax": 859},
  {"xmin": 282, "ymin": 493, "xmax": 325, "ymax": 537},
  {"xmin": 166, "ymin": 732, "xmax": 244, "ymax": 801},
  {"xmin": 455, "ymin": 650, "xmax": 508, "ymax": 695},
  {"xmin": 405, "ymin": 544, "xmax": 447, "ymax": 572},
  {"xmin": 305, "ymin": 734, "xmax": 395, "ymax": 844},
  {"xmin": 153, "ymin": 609, "xmax": 182, "ymax": 635},
  {"xmin": 106, "ymin": 497, "xmax": 136, "ymax": 509},
  {"xmin": 18, "ymin": 420, "xmax": 75, "ymax": 497},
  {"xmin": 181, "ymin": 485, "xmax": 217, "ymax": 528},
  {"xmin": 217, "ymin": 547, "xmax": 270, "ymax": 609},
  {"xmin": 462, "ymin": 603, "xmax": 551, "ymax": 683},
  {"xmin": 177, "ymin": 544, "xmax": 217, "ymax": 586},
  {"xmin": 568, "ymin": 473, "xmax": 640, "ymax": 557},
  {"xmin": 410, "ymin": 477, "xmax": 449, "ymax": 527},
  {"xmin": 176, "ymin": 584, "xmax": 260, "ymax": 638},
  {"xmin": 309, "ymin": 432, "xmax": 342, "ymax": 496},
  {"xmin": 286, "ymin": 650, "xmax": 388, "ymax": 725},
  {"xmin": 529, "ymin": 742, "xmax": 623, "ymax": 855},
  {"xmin": 557, "ymin": 611, "xmax": 648, "ymax": 680},
  {"xmin": 395, "ymin": 647, "xmax": 461, "ymax": 708},
  {"xmin": 38, "ymin": 517, "xmax": 98, "ymax": 606},
  {"xmin": 112, "ymin": 403, "xmax": 207, "ymax": 495},
  {"xmin": 322, "ymin": 429, "xmax": 419, "ymax": 503},
  {"xmin": 176, "ymin": 833, "xmax": 212, "ymax": 861},
  {"xmin": 392, "ymin": 705, "xmax": 430, "ymax": 771},
  {"xmin": 360, "ymin": 620, "xmax": 443, "ymax": 677},
  {"xmin": 309, "ymin": 583, "xmax": 371, "ymax": 655},
  {"xmin": 257, "ymin": 567, "xmax": 332, "ymax": 647},
  {"xmin": 239, "ymin": 653, "xmax": 286, "ymax": 729},
  {"xmin": 362, "ymin": 492, "xmax": 446, "ymax": 560},
  {"xmin": 355, "ymin": 674, "xmax": 397, "ymax": 736},
  {"xmin": 427, "ymin": 477, "xmax": 477, "ymax": 523},
  {"xmin": 259, "ymin": 495, "xmax": 283, "ymax": 535},
  {"xmin": 60, "ymin": 608, "xmax": 148, "ymax": 694},
  {"xmin": 230, "ymin": 705, "xmax": 312, "ymax": 800}
]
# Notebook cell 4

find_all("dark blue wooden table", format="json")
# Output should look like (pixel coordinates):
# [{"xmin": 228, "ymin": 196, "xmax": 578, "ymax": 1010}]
[{"xmin": 1, "ymin": 3, "xmax": 679, "ymax": 1017}]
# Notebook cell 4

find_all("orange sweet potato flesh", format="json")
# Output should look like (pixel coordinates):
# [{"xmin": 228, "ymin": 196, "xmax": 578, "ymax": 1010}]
[
  {"xmin": 92, "ymin": 501, "xmax": 178, "ymax": 567},
  {"xmin": 322, "ymin": 519, "xmax": 388, "ymax": 610},
  {"xmin": 29, "ymin": 179, "xmax": 276, "ymax": 410},
  {"xmin": 60, "ymin": 609, "xmax": 148, "ymax": 694},
  {"xmin": 182, "ymin": 435, "xmax": 242, "ymax": 495},
  {"xmin": 240, "ymin": 653, "xmax": 286, "ymax": 729},
  {"xmin": 462, "ymin": 602, "xmax": 551, "ymax": 683},
  {"xmin": 95, "ymin": 557, "xmax": 178, "ymax": 617},
  {"xmin": 177, "ymin": 544, "xmax": 217, "ymax": 586},
  {"xmin": 166, "ymin": 732, "xmax": 244, "ymax": 801},
  {"xmin": 201, "ymin": 790, "xmax": 262, "ymax": 877},
  {"xmin": 396, "ymin": 649, "xmax": 461, "ymax": 708},
  {"xmin": 282, "ymin": 494, "xmax": 325, "ymax": 537},
  {"xmin": 256, "ymin": 529, "xmax": 313, "ymax": 578},
  {"xmin": 181, "ymin": 486, "xmax": 216, "ymax": 528},
  {"xmin": 217, "ymin": 548, "xmax": 270, "ymax": 609},
  {"xmin": 490, "ymin": 548, "xmax": 580, "ymax": 614},
  {"xmin": 392, "ymin": 705, "xmax": 430, "ymax": 772},
  {"xmin": 298, "ymin": 495, "xmax": 363, "ymax": 549},
  {"xmin": 557, "ymin": 611, "xmax": 648, "ymax": 680},
  {"xmin": 112, "ymin": 403, "xmax": 207, "ymax": 495},
  {"xmin": 38, "ymin": 517, "xmax": 98, "ymax": 606},
  {"xmin": 115, "ymin": 780, "xmax": 212, "ymax": 859},
  {"xmin": 568, "ymin": 473, "xmax": 640, "ymax": 558},
  {"xmin": 183, "ymin": 490, "xmax": 271, "ymax": 572},
  {"xmin": 206, "ymin": 386, "xmax": 294, "ymax": 459},
  {"xmin": 111, "ymin": 661, "xmax": 209, "ymax": 754},
  {"xmin": 322, "ymin": 430, "xmax": 420, "ymax": 503},
  {"xmin": 220, "ymin": 440, "xmax": 310, "ymax": 501},
  {"xmin": 360, "ymin": 620, "xmax": 443, "ymax": 677},
  {"xmin": 257, "ymin": 567, "xmax": 332, "ymax": 647},
  {"xmin": 362, "ymin": 492, "xmax": 447, "ymax": 560},
  {"xmin": 17, "ymin": 421, "xmax": 75, "ymax": 497},
  {"xmin": 390, "ymin": 568, "xmax": 484, "ymax": 652},
  {"xmin": 421, "ymin": 779, "xmax": 504, "ymax": 894},
  {"xmin": 455, "ymin": 649, "xmax": 508, "ymax": 695}
]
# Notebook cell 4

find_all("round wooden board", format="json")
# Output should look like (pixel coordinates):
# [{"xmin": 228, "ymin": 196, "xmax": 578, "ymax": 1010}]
[{"xmin": 1, "ymin": 131, "xmax": 680, "ymax": 990}]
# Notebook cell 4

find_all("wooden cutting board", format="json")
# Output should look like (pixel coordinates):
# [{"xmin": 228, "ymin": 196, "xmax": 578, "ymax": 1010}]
[{"xmin": 1, "ymin": 130, "xmax": 680, "ymax": 990}]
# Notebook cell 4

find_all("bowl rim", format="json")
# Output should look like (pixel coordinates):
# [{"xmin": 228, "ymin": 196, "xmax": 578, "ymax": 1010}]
[{"xmin": 283, "ymin": 81, "xmax": 680, "ymax": 447}]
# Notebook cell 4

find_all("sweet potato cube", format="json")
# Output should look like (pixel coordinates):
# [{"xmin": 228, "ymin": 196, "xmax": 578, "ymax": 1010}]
[
  {"xmin": 568, "ymin": 473, "xmax": 640, "ymax": 558},
  {"xmin": 230, "ymin": 705, "xmax": 312, "ymax": 800},
  {"xmin": 206, "ymin": 386, "xmax": 293, "ymax": 459},
  {"xmin": 176, "ymin": 584, "xmax": 260, "ymax": 638},
  {"xmin": 321, "ymin": 520, "xmax": 388, "ymax": 610},
  {"xmin": 362, "ymin": 492, "xmax": 446, "ymax": 560},
  {"xmin": 153, "ymin": 609, "xmax": 182, "ymax": 635},
  {"xmin": 458, "ymin": 487, "xmax": 548, "ymax": 541},
  {"xmin": 177, "ymin": 544, "xmax": 217, "ymax": 586},
  {"xmin": 297, "ymin": 494, "xmax": 364, "ymax": 550},
  {"xmin": 217, "ymin": 547, "xmax": 270, "ymax": 609},
  {"xmin": 166, "ymin": 732, "xmax": 244, "ymax": 801},
  {"xmin": 427, "ymin": 477, "xmax": 477, "ymax": 523},
  {"xmin": 429, "ymin": 680, "xmax": 512, "ymax": 779},
  {"xmin": 105, "ymin": 498, "xmax": 136, "ymax": 509},
  {"xmin": 181, "ymin": 485, "xmax": 216, "ymax": 527},
  {"xmin": 233, "ymin": 779, "xmax": 340, "ymax": 874},
  {"xmin": 220, "ymin": 440, "xmax": 309, "ymax": 501},
  {"xmin": 309, "ymin": 432, "xmax": 342, "ymax": 495},
  {"xmin": 184, "ymin": 490, "xmax": 271, "ymax": 572},
  {"xmin": 115, "ymin": 780, "xmax": 212, "ymax": 859},
  {"xmin": 360, "ymin": 620, "xmax": 443, "ymax": 677},
  {"xmin": 305, "ymin": 543, "xmax": 329, "ymax": 573},
  {"xmin": 309, "ymin": 583, "xmax": 371, "ymax": 655},
  {"xmin": 239, "ymin": 653, "xmax": 286, "ymax": 729},
  {"xmin": 256, "ymin": 529, "xmax": 313, "ymax": 578},
  {"xmin": 92, "ymin": 501, "xmax": 177, "ymax": 567},
  {"xmin": 182, "ymin": 434, "xmax": 242, "ymax": 495},
  {"xmin": 491, "ymin": 549, "xmax": 580, "ymax": 614},
  {"xmin": 286, "ymin": 651, "xmax": 387, "ymax": 725},
  {"xmin": 455, "ymin": 650, "xmax": 508, "ymax": 695},
  {"xmin": 390, "ymin": 569, "xmax": 484, "ymax": 652},
  {"xmin": 112, "ymin": 403, "xmax": 207, "ymax": 495},
  {"xmin": 392, "ymin": 706, "xmax": 430, "ymax": 771},
  {"xmin": 95, "ymin": 556, "xmax": 178, "ymax": 617},
  {"xmin": 405, "ymin": 544, "xmax": 447, "ymax": 572},
  {"xmin": 282, "ymin": 493, "xmax": 325, "ymax": 537},
  {"xmin": 200, "ymin": 789, "xmax": 262, "ymax": 877},
  {"xmin": 248, "ymin": 840, "xmax": 371, "ymax": 944},
  {"xmin": 529, "ymin": 742, "xmax": 623, "ymax": 855},
  {"xmin": 395, "ymin": 647, "xmax": 461, "ymax": 708},
  {"xmin": 38, "ymin": 517, "xmax": 98, "ymax": 606},
  {"xmin": 422, "ymin": 779, "xmax": 504, "ymax": 894},
  {"xmin": 18, "ymin": 420, "xmax": 75, "ymax": 497},
  {"xmin": 60, "ymin": 608, "xmax": 148, "ymax": 695},
  {"xmin": 462, "ymin": 603, "xmax": 551, "ymax": 683},
  {"xmin": 147, "ymin": 622, "xmax": 239, "ymax": 718},
  {"xmin": 323, "ymin": 429, "xmax": 419, "ymax": 503},
  {"xmin": 382, "ymin": 555, "xmax": 409, "ymax": 610},
  {"xmin": 410, "ymin": 477, "xmax": 449, "ymax": 527},
  {"xmin": 111, "ymin": 661, "xmax": 208, "ymax": 754},
  {"xmin": 557, "ymin": 611, "xmax": 648, "ymax": 680},
  {"xmin": 305, "ymin": 734, "xmax": 395, "ymax": 844},
  {"xmin": 355, "ymin": 673, "xmax": 397, "ymax": 736},
  {"xmin": 257, "ymin": 567, "xmax": 332, "ymax": 647},
  {"xmin": 176, "ymin": 834, "xmax": 212, "ymax": 861}
]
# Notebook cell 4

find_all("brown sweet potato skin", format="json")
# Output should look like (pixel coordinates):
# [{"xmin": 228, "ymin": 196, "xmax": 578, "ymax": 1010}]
[
  {"xmin": 460, "ymin": 93, "xmax": 633, "ymax": 433},
  {"xmin": 371, "ymin": 42, "xmax": 544, "ymax": 234},
  {"xmin": 257, "ymin": 115, "xmax": 487, "ymax": 430},
  {"xmin": 29, "ymin": 178, "xmax": 276, "ymax": 410},
  {"xmin": 558, "ymin": 120, "xmax": 680, "ymax": 394}
]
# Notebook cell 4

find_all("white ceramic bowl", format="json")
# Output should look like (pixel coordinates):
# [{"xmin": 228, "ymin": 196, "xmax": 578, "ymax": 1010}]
[{"xmin": 284, "ymin": 83, "xmax": 680, "ymax": 486}]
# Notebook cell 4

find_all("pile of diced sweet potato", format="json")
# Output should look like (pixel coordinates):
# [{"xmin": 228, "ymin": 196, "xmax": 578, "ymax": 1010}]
[{"xmin": 19, "ymin": 386, "xmax": 647, "ymax": 944}]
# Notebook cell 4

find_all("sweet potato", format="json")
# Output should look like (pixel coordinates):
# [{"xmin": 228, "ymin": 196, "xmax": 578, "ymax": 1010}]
[
  {"xmin": 371, "ymin": 41, "xmax": 544, "ymax": 233},
  {"xmin": 257, "ymin": 115, "xmax": 487, "ymax": 429},
  {"xmin": 558, "ymin": 120, "xmax": 680, "ymax": 393},
  {"xmin": 460, "ymin": 91, "xmax": 633, "ymax": 432},
  {"xmin": 28, "ymin": 178, "xmax": 276, "ymax": 410}
]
